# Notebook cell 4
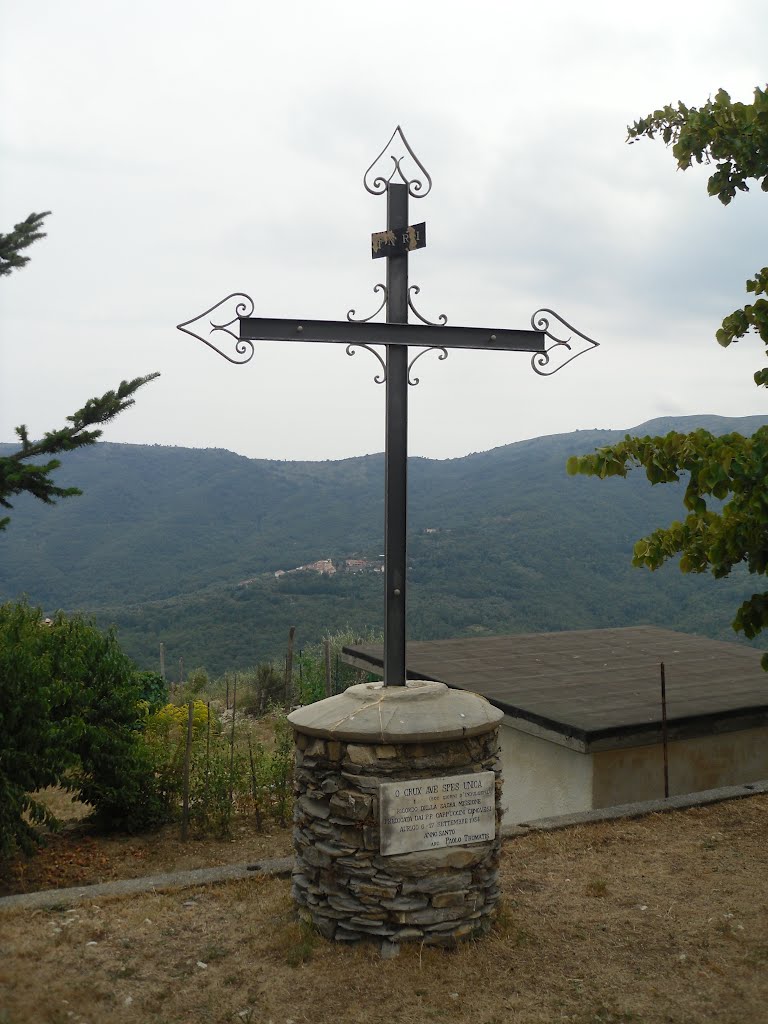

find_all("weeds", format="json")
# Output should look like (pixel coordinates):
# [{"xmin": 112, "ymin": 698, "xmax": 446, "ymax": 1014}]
[
  {"xmin": 585, "ymin": 879, "xmax": 608, "ymax": 897},
  {"xmin": 294, "ymin": 626, "xmax": 383, "ymax": 704},
  {"xmin": 275, "ymin": 919, "xmax": 318, "ymax": 967},
  {"xmin": 16, "ymin": 627, "xmax": 372, "ymax": 854},
  {"xmin": 270, "ymin": 713, "xmax": 294, "ymax": 827},
  {"xmin": 139, "ymin": 701, "xmax": 293, "ymax": 839},
  {"xmin": 190, "ymin": 741, "xmax": 247, "ymax": 838}
]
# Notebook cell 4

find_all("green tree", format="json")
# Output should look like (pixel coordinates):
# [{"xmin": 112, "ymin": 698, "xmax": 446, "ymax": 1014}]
[
  {"xmin": 568, "ymin": 86, "xmax": 768, "ymax": 666},
  {"xmin": 0, "ymin": 601, "xmax": 166, "ymax": 856},
  {"xmin": 627, "ymin": 86, "xmax": 768, "ymax": 358},
  {"xmin": 0, "ymin": 211, "xmax": 159, "ymax": 528}
]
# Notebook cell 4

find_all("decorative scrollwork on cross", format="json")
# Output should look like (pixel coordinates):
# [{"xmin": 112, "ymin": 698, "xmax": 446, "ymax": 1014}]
[
  {"xmin": 346, "ymin": 343, "xmax": 387, "ymax": 384},
  {"xmin": 529, "ymin": 308, "xmax": 600, "ymax": 376},
  {"xmin": 363, "ymin": 125, "xmax": 433, "ymax": 198},
  {"xmin": 347, "ymin": 284, "xmax": 388, "ymax": 323},
  {"xmin": 407, "ymin": 285, "xmax": 448, "ymax": 327},
  {"xmin": 176, "ymin": 293, "xmax": 256, "ymax": 364},
  {"xmin": 408, "ymin": 346, "xmax": 448, "ymax": 386}
]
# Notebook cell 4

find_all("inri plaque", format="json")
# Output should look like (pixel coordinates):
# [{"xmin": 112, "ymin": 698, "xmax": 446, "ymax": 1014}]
[{"xmin": 379, "ymin": 771, "xmax": 496, "ymax": 857}]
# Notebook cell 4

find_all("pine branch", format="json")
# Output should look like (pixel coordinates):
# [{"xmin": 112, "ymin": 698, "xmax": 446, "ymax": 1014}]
[
  {"xmin": 0, "ymin": 373, "xmax": 160, "ymax": 529},
  {"xmin": 1, "ymin": 211, "xmax": 160, "ymax": 528},
  {"xmin": 0, "ymin": 212, "xmax": 51, "ymax": 277}
]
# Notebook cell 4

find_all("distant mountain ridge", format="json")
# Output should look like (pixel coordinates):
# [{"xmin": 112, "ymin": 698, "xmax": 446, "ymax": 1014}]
[
  {"xmin": 1, "ymin": 413, "xmax": 766, "ymax": 674},
  {"xmin": 617, "ymin": 414, "xmax": 768, "ymax": 437}
]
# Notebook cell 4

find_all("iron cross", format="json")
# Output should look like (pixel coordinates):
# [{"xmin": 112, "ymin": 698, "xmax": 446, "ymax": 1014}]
[{"xmin": 177, "ymin": 126, "xmax": 599, "ymax": 688}]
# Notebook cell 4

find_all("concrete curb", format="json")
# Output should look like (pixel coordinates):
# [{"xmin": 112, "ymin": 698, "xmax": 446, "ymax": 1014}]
[
  {"xmin": 3, "ymin": 779, "xmax": 766, "ymax": 913},
  {"xmin": 0, "ymin": 856, "xmax": 293, "ymax": 913},
  {"xmin": 500, "ymin": 777, "xmax": 768, "ymax": 838}
]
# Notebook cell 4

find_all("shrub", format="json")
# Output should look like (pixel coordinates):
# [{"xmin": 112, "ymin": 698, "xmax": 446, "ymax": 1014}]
[
  {"xmin": 184, "ymin": 667, "xmax": 209, "ymax": 697},
  {"xmin": 134, "ymin": 670, "xmax": 169, "ymax": 711},
  {"xmin": 0, "ymin": 600, "xmax": 168, "ymax": 855},
  {"xmin": 236, "ymin": 663, "xmax": 285, "ymax": 717},
  {"xmin": 295, "ymin": 627, "xmax": 383, "ymax": 705},
  {"xmin": 190, "ymin": 739, "xmax": 247, "ymax": 838},
  {"xmin": 140, "ymin": 700, "xmax": 292, "ymax": 837},
  {"xmin": 0, "ymin": 601, "xmax": 69, "ymax": 854},
  {"xmin": 243, "ymin": 712, "xmax": 294, "ymax": 829},
  {"xmin": 148, "ymin": 700, "xmax": 211, "ymax": 736},
  {"xmin": 165, "ymin": 667, "xmax": 209, "ymax": 706},
  {"xmin": 269, "ymin": 712, "xmax": 293, "ymax": 826},
  {"xmin": 140, "ymin": 700, "xmax": 212, "ymax": 817}
]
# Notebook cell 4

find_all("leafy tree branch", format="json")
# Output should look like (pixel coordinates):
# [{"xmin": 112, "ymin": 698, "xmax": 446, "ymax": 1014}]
[
  {"xmin": 571, "ymin": 86, "xmax": 768, "ymax": 666},
  {"xmin": 567, "ymin": 427, "xmax": 768, "ymax": 665},
  {"xmin": 628, "ymin": 86, "xmax": 768, "ymax": 359}
]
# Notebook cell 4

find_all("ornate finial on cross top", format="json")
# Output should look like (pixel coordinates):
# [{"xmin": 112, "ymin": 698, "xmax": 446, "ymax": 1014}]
[
  {"xmin": 177, "ymin": 127, "xmax": 600, "ymax": 687},
  {"xmin": 363, "ymin": 125, "xmax": 433, "ymax": 198}
]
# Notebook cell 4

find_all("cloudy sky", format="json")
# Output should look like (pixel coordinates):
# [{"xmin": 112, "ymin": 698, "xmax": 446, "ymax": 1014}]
[{"xmin": 1, "ymin": 1, "xmax": 766, "ymax": 462}]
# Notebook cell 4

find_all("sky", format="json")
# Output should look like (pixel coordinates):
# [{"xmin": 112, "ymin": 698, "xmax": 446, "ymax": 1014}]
[{"xmin": 1, "ymin": 0, "xmax": 767, "ymax": 463}]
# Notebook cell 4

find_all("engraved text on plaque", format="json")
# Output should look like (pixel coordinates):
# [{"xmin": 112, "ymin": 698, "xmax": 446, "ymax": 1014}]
[{"xmin": 379, "ymin": 771, "xmax": 496, "ymax": 856}]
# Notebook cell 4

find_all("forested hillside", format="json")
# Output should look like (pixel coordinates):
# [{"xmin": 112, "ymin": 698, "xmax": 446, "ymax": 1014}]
[{"xmin": 1, "ymin": 414, "xmax": 765, "ymax": 675}]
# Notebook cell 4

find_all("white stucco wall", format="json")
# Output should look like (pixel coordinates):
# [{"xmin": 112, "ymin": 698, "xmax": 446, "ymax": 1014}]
[
  {"xmin": 499, "ymin": 719, "xmax": 768, "ymax": 821},
  {"xmin": 499, "ymin": 719, "xmax": 593, "ymax": 823},
  {"xmin": 591, "ymin": 725, "xmax": 768, "ymax": 808}
]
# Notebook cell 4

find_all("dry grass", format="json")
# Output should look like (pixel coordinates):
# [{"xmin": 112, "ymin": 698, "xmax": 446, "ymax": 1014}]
[
  {"xmin": 1, "ymin": 710, "xmax": 292, "ymax": 898},
  {"xmin": 2, "ymin": 795, "xmax": 767, "ymax": 1024},
  {"xmin": 31, "ymin": 787, "xmax": 94, "ymax": 824},
  {"xmin": 0, "ymin": 814, "xmax": 292, "ymax": 898}
]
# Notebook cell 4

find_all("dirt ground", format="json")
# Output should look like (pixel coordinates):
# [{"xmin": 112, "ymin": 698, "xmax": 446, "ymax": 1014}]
[
  {"xmin": 1, "ymin": 794, "xmax": 767, "ymax": 1024},
  {"xmin": 0, "ymin": 708, "xmax": 291, "ymax": 898},
  {"xmin": 0, "ymin": 788, "xmax": 292, "ymax": 898}
]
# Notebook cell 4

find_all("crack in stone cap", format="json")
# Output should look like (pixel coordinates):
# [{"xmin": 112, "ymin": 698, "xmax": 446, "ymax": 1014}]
[{"xmin": 288, "ymin": 680, "xmax": 503, "ymax": 743}]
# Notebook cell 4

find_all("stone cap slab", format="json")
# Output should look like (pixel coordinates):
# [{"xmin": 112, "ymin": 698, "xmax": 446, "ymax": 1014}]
[{"xmin": 288, "ymin": 681, "xmax": 503, "ymax": 743}]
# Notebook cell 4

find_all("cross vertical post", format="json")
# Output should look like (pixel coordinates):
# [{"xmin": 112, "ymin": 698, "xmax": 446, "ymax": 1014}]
[{"xmin": 384, "ymin": 182, "xmax": 409, "ymax": 687}]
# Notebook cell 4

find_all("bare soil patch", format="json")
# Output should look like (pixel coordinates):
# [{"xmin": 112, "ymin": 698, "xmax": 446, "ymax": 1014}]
[
  {"xmin": 1, "ymin": 708, "xmax": 292, "ymax": 898},
  {"xmin": 0, "ymin": 800, "xmax": 291, "ymax": 898},
  {"xmin": 2, "ymin": 794, "xmax": 767, "ymax": 1024}
]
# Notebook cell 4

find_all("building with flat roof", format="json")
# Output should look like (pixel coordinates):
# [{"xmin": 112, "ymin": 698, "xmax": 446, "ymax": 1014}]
[{"xmin": 342, "ymin": 627, "xmax": 768, "ymax": 822}]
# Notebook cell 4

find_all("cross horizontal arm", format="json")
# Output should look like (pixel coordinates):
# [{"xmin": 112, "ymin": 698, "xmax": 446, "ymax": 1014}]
[{"xmin": 239, "ymin": 316, "xmax": 545, "ymax": 353}]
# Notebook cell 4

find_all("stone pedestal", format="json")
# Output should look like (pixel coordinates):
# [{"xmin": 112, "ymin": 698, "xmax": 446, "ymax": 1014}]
[{"xmin": 287, "ymin": 680, "xmax": 504, "ymax": 948}]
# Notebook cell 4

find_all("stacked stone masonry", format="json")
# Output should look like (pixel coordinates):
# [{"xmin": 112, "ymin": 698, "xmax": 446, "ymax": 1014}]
[{"xmin": 291, "ymin": 730, "xmax": 503, "ymax": 946}]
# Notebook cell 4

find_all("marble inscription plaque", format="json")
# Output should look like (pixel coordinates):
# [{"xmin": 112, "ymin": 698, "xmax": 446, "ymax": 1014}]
[{"xmin": 379, "ymin": 771, "xmax": 495, "ymax": 856}]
